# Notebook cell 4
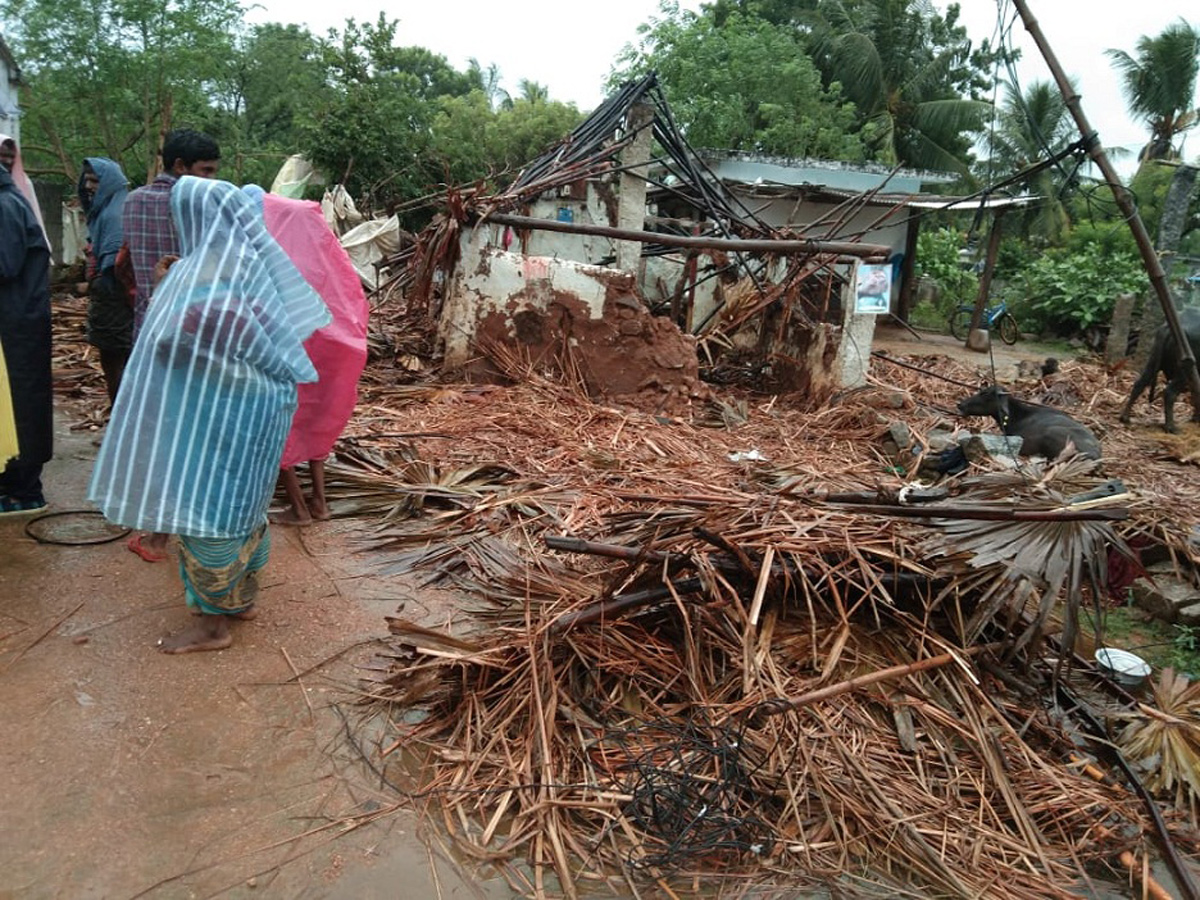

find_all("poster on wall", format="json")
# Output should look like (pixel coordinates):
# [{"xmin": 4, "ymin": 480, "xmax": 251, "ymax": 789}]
[{"xmin": 854, "ymin": 263, "xmax": 892, "ymax": 314}]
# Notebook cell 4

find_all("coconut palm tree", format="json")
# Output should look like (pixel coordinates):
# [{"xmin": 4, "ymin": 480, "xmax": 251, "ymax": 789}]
[
  {"xmin": 984, "ymin": 80, "xmax": 1076, "ymax": 243},
  {"xmin": 517, "ymin": 79, "xmax": 549, "ymax": 105},
  {"xmin": 1106, "ymin": 20, "xmax": 1200, "ymax": 162},
  {"xmin": 804, "ymin": 0, "xmax": 993, "ymax": 175}
]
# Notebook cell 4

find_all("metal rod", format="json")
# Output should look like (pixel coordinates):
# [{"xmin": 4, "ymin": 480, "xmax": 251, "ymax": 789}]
[
  {"xmin": 1011, "ymin": 0, "xmax": 1200, "ymax": 415},
  {"xmin": 485, "ymin": 213, "xmax": 890, "ymax": 259}
]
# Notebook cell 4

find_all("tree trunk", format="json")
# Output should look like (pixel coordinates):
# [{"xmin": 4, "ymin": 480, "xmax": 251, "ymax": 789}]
[{"xmin": 1134, "ymin": 163, "xmax": 1197, "ymax": 365}]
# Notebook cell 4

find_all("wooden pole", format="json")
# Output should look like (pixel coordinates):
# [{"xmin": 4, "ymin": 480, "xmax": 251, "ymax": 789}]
[
  {"xmin": 1010, "ymin": 0, "xmax": 1200, "ymax": 416},
  {"xmin": 484, "ymin": 213, "xmax": 891, "ymax": 259},
  {"xmin": 966, "ymin": 209, "xmax": 1006, "ymax": 347}
]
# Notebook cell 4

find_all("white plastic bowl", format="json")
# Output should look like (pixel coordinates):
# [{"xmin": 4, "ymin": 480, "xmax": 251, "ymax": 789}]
[{"xmin": 1094, "ymin": 648, "xmax": 1152, "ymax": 688}]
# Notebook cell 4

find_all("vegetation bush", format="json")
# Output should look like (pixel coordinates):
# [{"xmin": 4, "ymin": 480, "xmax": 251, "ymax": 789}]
[
  {"xmin": 914, "ymin": 228, "xmax": 979, "ymax": 326},
  {"xmin": 1009, "ymin": 241, "xmax": 1148, "ymax": 337}
]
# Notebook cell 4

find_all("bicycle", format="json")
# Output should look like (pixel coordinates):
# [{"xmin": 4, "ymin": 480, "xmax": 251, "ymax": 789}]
[{"xmin": 948, "ymin": 300, "xmax": 1020, "ymax": 345}]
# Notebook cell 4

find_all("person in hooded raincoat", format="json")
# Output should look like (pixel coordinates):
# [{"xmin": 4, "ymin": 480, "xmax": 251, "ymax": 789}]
[
  {"xmin": 89, "ymin": 177, "xmax": 330, "ymax": 653},
  {"xmin": 242, "ymin": 185, "xmax": 368, "ymax": 525},
  {"xmin": 79, "ymin": 157, "xmax": 134, "ymax": 404},
  {"xmin": 0, "ymin": 135, "xmax": 53, "ymax": 514}
]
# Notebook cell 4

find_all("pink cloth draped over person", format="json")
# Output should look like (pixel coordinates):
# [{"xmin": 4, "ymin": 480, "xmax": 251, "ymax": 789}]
[
  {"xmin": 252, "ymin": 189, "xmax": 367, "ymax": 521},
  {"xmin": 0, "ymin": 133, "xmax": 48, "ymax": 240}
]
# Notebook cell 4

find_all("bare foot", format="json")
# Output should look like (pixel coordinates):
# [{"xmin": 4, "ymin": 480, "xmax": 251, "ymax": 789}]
[
  {"xmin": 308, "ymin": 498, "xmax": 331, "ymax": 521},
  {"xmin": 157, "ymin": 615, "xmax": 232, "ymax": 654},
  {"xmin": 269, "ymin": 506, "xmax": 313, "ymax": 526}
]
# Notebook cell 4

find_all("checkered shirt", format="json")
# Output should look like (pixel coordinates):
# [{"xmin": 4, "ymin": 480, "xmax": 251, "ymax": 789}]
[{"xmin": 122, "ymin": 173, "xmax": 178, "ymax": 332}]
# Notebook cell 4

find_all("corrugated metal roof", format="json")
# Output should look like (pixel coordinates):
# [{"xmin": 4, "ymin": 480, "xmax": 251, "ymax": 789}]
[{"xmin": 726, "ymin": 181, "xmax": 1038, "ymax": 211}]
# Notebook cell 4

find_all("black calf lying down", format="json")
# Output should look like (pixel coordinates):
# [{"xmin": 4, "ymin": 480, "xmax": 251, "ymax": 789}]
[{"xmin": 957, "ymin": 385, "xmax": 1101, "ymax": 460}]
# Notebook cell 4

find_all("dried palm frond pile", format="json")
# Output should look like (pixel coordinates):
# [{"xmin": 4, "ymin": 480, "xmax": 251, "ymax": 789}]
[
  {"xmin": 870, "ymin": 349, "xmax": 1200, "ymax": 564},
  {"xmin": 370, "ymin": 487, "xmax": 1195, "ymax": 898},
  {"xmin": 342, "ymin": 359, "xmax": 1200, "ymax": 897},
  {"xmin": 1117, "ymin": 668, "xmax": 1200, "ymax": 827}
]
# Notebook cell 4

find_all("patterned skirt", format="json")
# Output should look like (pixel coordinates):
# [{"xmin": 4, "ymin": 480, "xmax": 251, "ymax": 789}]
[{"xmin": 178, "ymin": 525, "xmax": 270, "ymax": 615}]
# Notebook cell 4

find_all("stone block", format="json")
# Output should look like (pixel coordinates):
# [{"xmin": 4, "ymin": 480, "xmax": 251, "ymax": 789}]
[
  {"xmin": 865, "ymin": 390, "xmax": 907, "ymax": 410},
  {"xmin": 886, "ymin": 421, "xmax": 913, "ymax": 451},
  {"xmin": 966, "ymin": 328, "xmax": 990, "ymax": 352},
  {"xmin": 1130, "ymin": 575, "xmax": 1200, "ymax": 623},
  {"xmin": 1178, "ymin": 602, "xmax": 1200, "ymax": 626},
  {"xmin": 960, "ymin": 433, "xmax": 1022, "ymax": 463},
  {"xmin": 926, "ymin": 428, "xmax": 959, "ymax": 452}
]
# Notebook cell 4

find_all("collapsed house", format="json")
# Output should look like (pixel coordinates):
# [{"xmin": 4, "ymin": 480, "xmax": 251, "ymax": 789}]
[
  {"xmin": 378, "ymin": 73, "xmax": 1031, "ymax": 408},
  {"xmin": 327, "ymin": 76, "xmax": 1200, "ymax": 899},
  {"xmin": 39, "ymin": 73, "xmax": 1200, "ymax": 892}
]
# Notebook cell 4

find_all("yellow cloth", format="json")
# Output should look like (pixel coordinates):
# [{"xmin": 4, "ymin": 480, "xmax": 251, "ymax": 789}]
[{"xmin": 0, "ymin": 340, "xmax": 19, "ymax": 464}]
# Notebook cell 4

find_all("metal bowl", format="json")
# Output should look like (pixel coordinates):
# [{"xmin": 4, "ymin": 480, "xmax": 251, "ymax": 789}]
[{"xmin": 1094, "ymin": 648, "xmax": 1151, "ymax": 688}]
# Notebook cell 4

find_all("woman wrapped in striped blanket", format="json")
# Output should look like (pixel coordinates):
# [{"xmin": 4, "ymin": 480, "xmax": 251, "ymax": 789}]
[{"xmin": 89, "ymin": 177, "xmax": 329, "ymax": 652}]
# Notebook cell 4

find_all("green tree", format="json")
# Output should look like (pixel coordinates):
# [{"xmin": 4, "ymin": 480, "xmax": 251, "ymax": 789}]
[
  {"xmin": 983, "ymin": 80, "xmax": 1076, "ymax": 244},
  {"xmin": 467, "ymin": 58, "xmax": 511, "ymax": 110},
  {"xmin": 1107, "ymin": 20, "xmax": 1200, "ymax": 162},
  {"xmin": 203, "ymin": 23, "xmax": 332, "ymax": 187},
  {"xmin": 612, "ymin": 1, "xmax": 862, "ymax": 159},
  {"xmin": 429, "ymin": 91, "xmax": 584, "ymax": 188},
  {"xmin": 516, "ymin": 79, "xmax": 549, "ymax": 105},
  {"xmin": 1, "ymin": 0, "xmax": 242, "ymax": 183},
  {"xmin": 801, "ymin": 0, "xmax": 997, "ymax": 174},
  {"xmin": 303, "ymin": 15, "xmax": 484, "ymax": 211}
]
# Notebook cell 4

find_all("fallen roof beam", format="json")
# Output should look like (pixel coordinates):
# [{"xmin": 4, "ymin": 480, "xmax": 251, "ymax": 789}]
[{"xmin": 484, "ymin": 213, "xmax": 890, "ymax": 259}]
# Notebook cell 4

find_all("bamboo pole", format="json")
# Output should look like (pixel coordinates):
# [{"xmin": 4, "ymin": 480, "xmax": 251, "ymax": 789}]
[
  {"xmin": 484, "ymin": 213, "xmax": 891, "ymax": 259},
  {"xmin": 1011, "ymin": 0, "xmax": 1200, "ymax": 416}
]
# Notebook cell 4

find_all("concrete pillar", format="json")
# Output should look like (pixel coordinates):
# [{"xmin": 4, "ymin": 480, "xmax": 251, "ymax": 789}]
[
  {"xmin": 614, "ymin": 103, "xmax": 654, "ymax": 275},
  {"xmin": 837, "ymin": 296, "xmax": 878, "ymax": 388}
]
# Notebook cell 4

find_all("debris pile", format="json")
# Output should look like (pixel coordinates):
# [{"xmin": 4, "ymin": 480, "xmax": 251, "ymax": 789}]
[
  {"xmin": 45, "ymin": 295, "xmax": 1200, "ymax": 897},
  {"xmin": 335, "ymin": 356, "xmax": 1200, "ymax": 898}
]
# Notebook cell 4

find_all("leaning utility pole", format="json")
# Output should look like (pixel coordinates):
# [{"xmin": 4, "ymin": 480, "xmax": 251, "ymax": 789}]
[{"xmin": 1011, "ymin": 0, "xmax": 1200, "ymax": 417}]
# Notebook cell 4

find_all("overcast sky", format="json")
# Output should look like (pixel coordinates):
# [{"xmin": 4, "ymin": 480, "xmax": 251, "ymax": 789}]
[
  {"xmin": 244, "ymin": 0, "xmax": 1195, "ymax": 177},
  {"xmin": 946, "ymin": 1, "xmax": 1196, "ymax": 177}
]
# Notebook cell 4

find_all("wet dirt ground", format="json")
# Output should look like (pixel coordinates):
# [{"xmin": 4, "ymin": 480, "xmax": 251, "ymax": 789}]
[
  {"xmin": 0, "ymin": 409, "xmax": 495, "ymax": 899},
  {"xmin": 871, "ymin": 321, "xmax": 1073, "ymax": 382}
]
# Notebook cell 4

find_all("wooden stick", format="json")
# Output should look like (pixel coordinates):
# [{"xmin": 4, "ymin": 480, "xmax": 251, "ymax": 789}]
[
  {"xmin": 758, "ymin": 641, "xmax": 1008, "ymax": 717},
  {"xmin": 1, "ymin": 601, "xmax": 85, "ymax": 673},
  {"xmin": 748, "ymin": 546, "xmax": 774, "ymax": 627},
  {"xmin": 280, "ymin": 646, "xmax": 315, "ymax": 724},
  {"xmin": 818, "ymin": 502, "xmax": 1129, "ymax": 522},
  {"xmin": 549, "ymin": 578, "xmax": 704, "ymax": 633}
]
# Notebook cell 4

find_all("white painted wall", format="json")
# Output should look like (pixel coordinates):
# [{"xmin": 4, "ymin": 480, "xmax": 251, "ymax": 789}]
[
  {"xmin": 441, "ymin": 221, "xmax": 616, "ymax": 368},
  {"xmin": 525, "ymin": 190, "xmax": 616, "ymax": 263},
  {"xmin": 0, "ymin": 52, "xmax": 18, "ymax": 140}
]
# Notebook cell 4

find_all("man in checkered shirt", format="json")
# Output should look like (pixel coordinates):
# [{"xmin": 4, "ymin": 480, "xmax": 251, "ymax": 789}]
[{"xmin": 123, "ymin": 129, "xmax": 220, "ymax": 336}]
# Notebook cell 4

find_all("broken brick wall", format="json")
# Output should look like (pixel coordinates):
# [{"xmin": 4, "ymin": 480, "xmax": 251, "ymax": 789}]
[{"xmin": 440, "ymin": 226, "xmax": 705, "ymax": 409}]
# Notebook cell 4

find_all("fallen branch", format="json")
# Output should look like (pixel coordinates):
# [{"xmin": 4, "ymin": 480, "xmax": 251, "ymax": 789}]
[
  {"xmin": 549, "ymin": 577, "xmax": 704, "ymax": 633},
  {"xmin": 754, "ymin": 641, "xmax": 1008, "ymax": 720}
]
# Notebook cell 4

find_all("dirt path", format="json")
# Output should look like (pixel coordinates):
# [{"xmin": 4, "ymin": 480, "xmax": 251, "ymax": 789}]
[
  {"xmin": 871, "ymin": 322, "xmax": 1075, "ymax": 385},
  {"xmin": 0, "ymin": 409, "xmax": 491, "ymax": 899}
]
